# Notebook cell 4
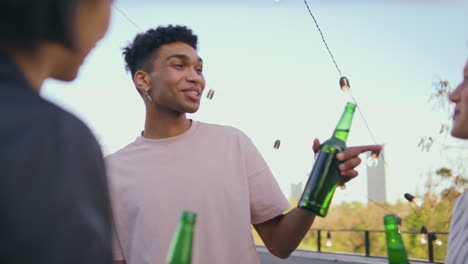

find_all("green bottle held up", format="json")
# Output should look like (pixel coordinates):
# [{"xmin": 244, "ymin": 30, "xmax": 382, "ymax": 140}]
[
  {"xmin": 166, "ymin": 211, "xmax": 196, "ymax": 264},
  {"xmin": 298, "ymin": 102, "xmax": 356, "ymax": 217},
  {"xmin": 384, "ymin": 214, "xmax": 409, "ymax": 264}
]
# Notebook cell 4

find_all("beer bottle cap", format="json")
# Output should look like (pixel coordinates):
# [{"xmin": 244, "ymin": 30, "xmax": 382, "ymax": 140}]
[
  {"xmin": 384, "ymin": 214, "xmax": 398, "ymax": 224},
  {"xmin": 182, "ymin": 211, "xmax": 197, "ymax": 223},
  {"xmin": 345, "ymin": 102, "xmax": 356, "ymax": 112}
]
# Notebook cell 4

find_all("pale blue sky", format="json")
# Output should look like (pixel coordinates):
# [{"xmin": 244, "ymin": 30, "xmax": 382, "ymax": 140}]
[{"xmin": 42, "ymin": 0, "xmax": 468, "ymax": 204}]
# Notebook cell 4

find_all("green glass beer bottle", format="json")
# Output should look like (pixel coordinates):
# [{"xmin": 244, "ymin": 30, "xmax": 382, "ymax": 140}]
[
  {"xmin": 384, "ymin": 214, "xmax": 409, "ymax": 264},
  {"xmin": 166, "ymin": 211, "xmax": 196, "ymax": 264},
  {"xmin": 298, "ymin": 102, "xmax": 356, "ymax": 217}
]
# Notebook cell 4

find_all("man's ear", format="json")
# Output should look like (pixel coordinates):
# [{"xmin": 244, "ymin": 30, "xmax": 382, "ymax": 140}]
[
  {"xmin": 134, "ymin": 70, "xmax": 152, "ymax": 94},
  {"xmin": 134, "ymin": 70, "xmax": 153, "ymax": 102}
]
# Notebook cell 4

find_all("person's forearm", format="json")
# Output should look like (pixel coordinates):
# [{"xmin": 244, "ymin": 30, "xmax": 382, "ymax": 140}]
[{"xmin": 268, "ymin": 207, "xmax": 315, "ymax": 258}]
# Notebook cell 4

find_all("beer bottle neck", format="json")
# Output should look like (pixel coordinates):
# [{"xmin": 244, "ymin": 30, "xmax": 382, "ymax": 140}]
[{"xmin": 332, "ymin": 104, "xmax": 355, "ymax": 142}]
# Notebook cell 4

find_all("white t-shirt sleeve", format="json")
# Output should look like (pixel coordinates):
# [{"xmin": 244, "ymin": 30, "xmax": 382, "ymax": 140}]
[
  {"xmin": 106, "ymin": 156, "xmax": 125, "ymax": 261},
  {"xmin": 239, "ymin": 132, "xmax": 291, "ymax": 225}
]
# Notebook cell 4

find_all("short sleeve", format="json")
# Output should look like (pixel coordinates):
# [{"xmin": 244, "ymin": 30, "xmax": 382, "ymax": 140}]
[{"xmin": 238, "ymin": 133, "xmax": 291, "ymax": 225}]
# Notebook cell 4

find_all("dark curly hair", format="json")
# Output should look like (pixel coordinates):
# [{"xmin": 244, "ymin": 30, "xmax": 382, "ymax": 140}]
[{"xmin": 122, "ymin": 25, "xmax": 198, "ymax": 79}]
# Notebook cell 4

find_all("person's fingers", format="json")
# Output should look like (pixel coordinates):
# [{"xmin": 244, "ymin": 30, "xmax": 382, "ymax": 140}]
[
  {"xmin": 312, "ymin": 138, "xmax": 321, "ymax": 154},
  {"xmin": 339, "ymin": 171, "xmax": 359, "ymax": 185},
  {"xmin": 339, "ymin": 157, "xmax": 362, "ymax": 172},
  {"xmin": 336, "ymin": 145, "xmax": 382, "ymax": 161}
]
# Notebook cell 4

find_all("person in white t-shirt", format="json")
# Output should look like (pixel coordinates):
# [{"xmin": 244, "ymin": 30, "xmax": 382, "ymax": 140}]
[
  {"xmin": 445, "ymin": 59, "xmax": 468, "ymax": 264},
  {"xmin": 107, "ymin": 25, "xmax": 382, "ymax": 264}
]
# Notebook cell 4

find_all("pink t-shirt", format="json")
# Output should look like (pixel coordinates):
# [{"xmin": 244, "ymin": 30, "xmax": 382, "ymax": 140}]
[{"xmin": 106, "ymin": 121, "xmax": 290, "ymax": 264}]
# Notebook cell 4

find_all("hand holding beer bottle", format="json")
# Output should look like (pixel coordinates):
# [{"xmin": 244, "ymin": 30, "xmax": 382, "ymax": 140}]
[
  {"xmin": 299, "ymin": 102, "xmax": 382, "ymax": 217},
  {"xmin": 252, "ymin": 103, "xmax": 381, "ymax": 257}
]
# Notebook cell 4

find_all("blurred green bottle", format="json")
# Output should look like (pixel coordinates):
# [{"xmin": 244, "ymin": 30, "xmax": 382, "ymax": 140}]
[
  {"xmin": 166, "ymin": 211, "xmax": 196, "ymax": 264},
  {"xmin": 298, "ymin": 102, "xmax": 356, "ymax": 217},
  {"xmin": 384, "ymin": 214, "xmax": 409, "ymax": 264}
]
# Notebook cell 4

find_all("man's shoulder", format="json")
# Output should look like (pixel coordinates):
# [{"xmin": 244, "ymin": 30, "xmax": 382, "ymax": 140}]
[
  {"xmin": 197, "ymin": 121, "xmax": 248, "ymax": 139},
  {"xmin": 104, "ymin": 139, "xmax": 140, "ymax": 163}
]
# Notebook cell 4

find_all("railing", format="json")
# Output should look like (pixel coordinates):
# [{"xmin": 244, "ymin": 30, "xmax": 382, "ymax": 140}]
[{"xmin": 310, "ymin": 229, "xmax": 449, "ymax": 263}]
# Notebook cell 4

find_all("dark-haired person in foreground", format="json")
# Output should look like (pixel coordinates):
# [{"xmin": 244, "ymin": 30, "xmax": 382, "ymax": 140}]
[
  {"xmin": 107, "ymin": 25, "xmax": 381, "ymax": 264},
  {"xmin": 0, "ymin": 0, "xmax": 114, "ymax": 263}
]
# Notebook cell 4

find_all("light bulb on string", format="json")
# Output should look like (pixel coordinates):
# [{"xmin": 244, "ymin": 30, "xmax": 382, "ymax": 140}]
[
  {"xmin": 419, "ymin": 226, "xmax": 428, "ymax": 244},
  {"xmin": 366, "ymin": 150, "xmax": 380, "ymax": 167},
  {"xmin": 417, "ymin": 136, "xmax": 434, "ymax": 152},
  {"xmin": 429, "ymin": 79, "xmax": 452, "ymax": 112},
  {"xmin": 404, "ymin": 193, "xmax": 423, "ymax": 207},
  {"xmin": 273, "ymin": 140, "xmax": 281, "ymax": 150},
  {"xmin": 430, "ymin": 233, "xmax": 443, "ymax": 246},
  {"xmin": 326, "ymin": 231, "xmax": 332, "ymax": 247},
  {"xmin": 439, "ymin": 124, "xmax": 450, "ymax": 134},
  {"xmin": 339, "ymin": 76, "xmax": 350, "ymax": 91},
  {"xmin": 206, "ymin": 89, "xmax": 215, "ymax": 100},
  {"xmin": 396, "ymin": 216, "xmax": 402, "ymax": 233}
]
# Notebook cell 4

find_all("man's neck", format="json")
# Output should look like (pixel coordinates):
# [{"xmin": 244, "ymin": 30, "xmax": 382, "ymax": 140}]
[{"xmin": 142, "ymin": 109, "xmax": 192, "ymax": 139}]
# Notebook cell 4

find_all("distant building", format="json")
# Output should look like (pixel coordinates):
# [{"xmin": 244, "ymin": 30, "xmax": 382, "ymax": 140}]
[
  {"xmin": 290, "ymin": 182, "xmax": 303, "ymax": 200},
  {"xmin": 367, "ymin": 149, "xmax": 386, "ymax": 203}
]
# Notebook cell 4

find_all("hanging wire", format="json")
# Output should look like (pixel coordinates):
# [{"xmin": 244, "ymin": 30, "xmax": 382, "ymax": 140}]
[
  {"xmin": 303, "ymin": 0, "xmax": 342, "ymax": 77},
  {"xmin": 113, "ymin": 3, "xmax": 143, "ymax": 31},
  {"xmin": 303, "ymin": 0, "xmax": 386, "ymax": 164},
  {"xmin": 408, "ymin": 202, "xmax": 425, "ymax": 226},
  {"xmin": 303, "ymin": 0, "xmax": 397, "ymax": 217},
  {"xmin": 347, "ymin": 89, "xmax": 387, "ymax": 164},
  {"xmin": 367, "ymin": 197, "xmax": 394, "ymax": 214}
]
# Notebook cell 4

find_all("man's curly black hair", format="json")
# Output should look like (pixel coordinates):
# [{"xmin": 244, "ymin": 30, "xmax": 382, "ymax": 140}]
[{"xmin": 122, "ymin": 25, "xmax": 198, "ymax": 79}]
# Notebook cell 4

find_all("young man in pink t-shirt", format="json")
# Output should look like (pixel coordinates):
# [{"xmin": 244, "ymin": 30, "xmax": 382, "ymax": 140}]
[{"xmin": 107, "ymin": 25, "xmax": 381, "ymax": 264}]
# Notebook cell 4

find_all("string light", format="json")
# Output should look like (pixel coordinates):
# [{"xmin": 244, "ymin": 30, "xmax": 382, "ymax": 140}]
[
  {"xmin": 366, "ymin": 150, "xmax": 380, "ymax": 167},
  {"xmin": 339, "ymin": 77, "xmax": 350, "ymax": 91},
  {"xmin": 396, "ymin": 216, "xmax": 402, "ymax": 226},
  {"xmin": 430, "ymin": 79, "xmax": 453, "ymax": 114},
  {"xmin": 207, "ymin": 89, "xmax": 215, "ymax": 100},
  {"xmin": 419, "ymin": 226, "xmax": 428, "ymax": 244},
  {"xmin": 326, "ymin": 231, "xmax": 332, "ymax": 247},
  {"xmin": 273, "ymin": 140, "xmax": 281, "ymax": 150},
  {"xmin": 303, "ymin": 0, "xmax": 384, "ymax": 167},
  {"xmin": 430, "ymin": 233, "xmax": 443, "ymax": 246},
  {"xmin": 431, "ymin": 80, "xmax": 451, "ymax": 99},
  {"xmin": 418, "ymin": 137, "xmax": 434, "ymax": 152},
  {"xmin": 404, "ymin": 193, "xmax": 423, "ymax": 207},
  {"xmin": 439, "ymin": 124, "xmax": 450, "ymax": 134},
  {"xmin": 396, "ymin": 216, "xmax": 402, "ymax": 233}
]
